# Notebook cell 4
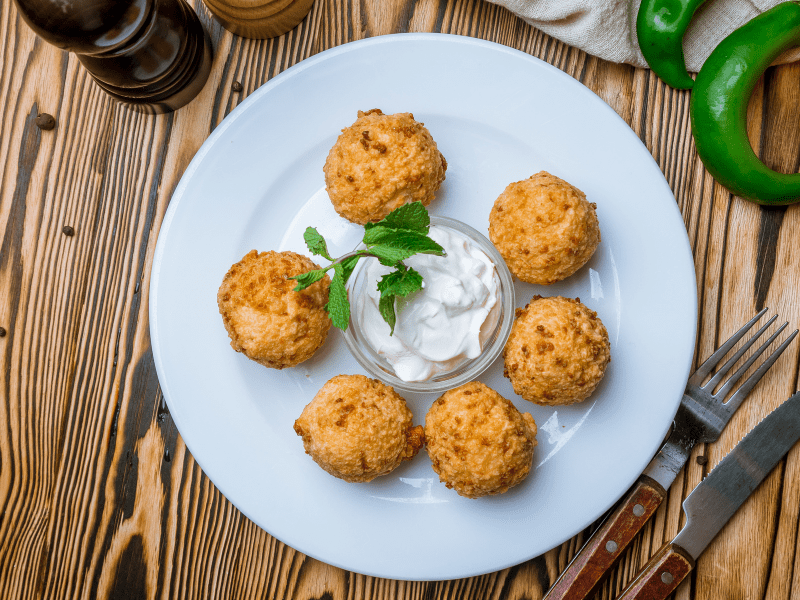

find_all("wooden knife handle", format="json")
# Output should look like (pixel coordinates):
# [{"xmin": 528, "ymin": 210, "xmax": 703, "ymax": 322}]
[
  {"xmin": 544, "ymin": 475, "xmax": 667, "ymax": 600},
  {"xmin": 616, "ymin": 543, "xmax": 695, "ymax": 600}
]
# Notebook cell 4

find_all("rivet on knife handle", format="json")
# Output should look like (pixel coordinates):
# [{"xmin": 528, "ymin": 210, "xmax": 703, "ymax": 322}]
[
  {"xmin": 614, "ymin": 543, "xmax": 695, "ymax": 600},
  {"xmin": 543, "ymin": 475, "xmax": 666, "ymax": 600}
]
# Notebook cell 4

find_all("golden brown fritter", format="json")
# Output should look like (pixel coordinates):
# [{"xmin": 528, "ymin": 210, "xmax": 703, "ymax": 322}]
[
  {"xmin": 504, "ymin": 296, "xmax": 610, "ymax": 405},
  {"xmin": 424, "ymin": 381, "xmax": 538, "ymax": 499},
  {"xmin": 489, "ymin": 171, "xmax": 600, "ymax": 285},
  {"xmin": 294, "ymin": 374, "xmax": 424, "ymax": 482},
  {"xmin": 217, "ymin": 250, "xmax": 331, "ymax": 369},
  {"xmin": 323, "ymin": 108, "xmax": 447, "ymax": 224}
]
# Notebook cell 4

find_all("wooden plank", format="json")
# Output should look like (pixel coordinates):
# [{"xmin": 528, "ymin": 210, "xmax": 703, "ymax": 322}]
[{"xmin": 1, "ymin": 0, "xmax": 799, "ymax": 598}]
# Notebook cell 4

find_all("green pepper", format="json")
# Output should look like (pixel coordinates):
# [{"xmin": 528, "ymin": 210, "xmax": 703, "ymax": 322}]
[
  {"xmin": 637, "ymin": 0, "xmax": 708, "ymax": 89},
  {"xmin": 690, "ymin": 2, "xmax": 800, "ymax": 205}
]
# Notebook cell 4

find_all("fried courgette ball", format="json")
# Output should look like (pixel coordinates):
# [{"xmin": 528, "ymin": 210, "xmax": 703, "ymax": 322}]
[
  {"xmin": 489, "ymin": 171, "xmax": 600, "ymax": 285},
  {"xmin": 323, "ymin": 109, "xmax": 447, "ymax": 224},
  {"xmin": 217, "ymin": 250, "xmax": 331, "ymax": 369},
  {"xmin": 504, "ymin": 296, "xmax": 610, "ymax": 406},
  {"xmin": 424, "ymin": 381, "xmax": 538, "ymax": 499},
  {"xmin": 294, "ymin": 375, "xmax": 425, "ymax": 482}
]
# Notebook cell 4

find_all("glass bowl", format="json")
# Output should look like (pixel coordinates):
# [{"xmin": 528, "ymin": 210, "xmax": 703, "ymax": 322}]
[{"xmin": 342, "ymin": 216, "xmax": 515, "ymax": 394}]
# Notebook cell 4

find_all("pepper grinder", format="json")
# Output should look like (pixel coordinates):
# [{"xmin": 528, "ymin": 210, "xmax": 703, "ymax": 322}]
[{"xmin": 13, "ymin": 0, "xmax": 213, "ymax": 114}]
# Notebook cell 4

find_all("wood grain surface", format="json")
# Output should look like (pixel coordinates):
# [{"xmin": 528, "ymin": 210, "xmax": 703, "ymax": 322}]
[{"xmin": 2, "ymin": 1, "xmax": 800, "ymax": 598}]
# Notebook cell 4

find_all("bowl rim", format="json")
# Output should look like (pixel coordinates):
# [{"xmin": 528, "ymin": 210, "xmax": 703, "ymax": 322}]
[{"xmin": 342, "ymin": 215, "xmax": 515, "ymax": 394}]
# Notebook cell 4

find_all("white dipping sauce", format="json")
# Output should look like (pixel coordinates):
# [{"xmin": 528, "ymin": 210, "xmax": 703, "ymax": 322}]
[{"xmin": 356, "ymin": 225, "xmax": 501, "ymax": 382}]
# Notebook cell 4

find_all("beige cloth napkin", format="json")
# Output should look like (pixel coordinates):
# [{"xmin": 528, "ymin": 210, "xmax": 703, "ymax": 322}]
[{"xmin": 489, "ymin": 0, "xmax": 800, "ymax": 71}]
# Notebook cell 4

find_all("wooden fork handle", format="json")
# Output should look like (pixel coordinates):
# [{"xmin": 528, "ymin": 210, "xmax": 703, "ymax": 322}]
[
  {"xmin": 616, "ymin": 543, "xmax": 695, "ymax": 600},
  {"xmin": 544, "ymin": 475, "xmax": 667, "ymax": 600}
]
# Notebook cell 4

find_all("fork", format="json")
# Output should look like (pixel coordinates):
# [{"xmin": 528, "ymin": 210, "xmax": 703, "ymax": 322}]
[{"xmin": 543, "ymin": 308, "xmax": 798, "ymax": 600}]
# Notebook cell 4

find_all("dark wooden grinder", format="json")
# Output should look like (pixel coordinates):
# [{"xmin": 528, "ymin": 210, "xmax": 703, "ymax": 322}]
[{"xmin": 13, "ymin": 0, "xmax": 213, "ymax": 113}]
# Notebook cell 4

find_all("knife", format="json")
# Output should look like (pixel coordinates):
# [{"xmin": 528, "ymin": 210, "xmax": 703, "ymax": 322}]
[{"xmin": 615, "ymin": 390, "xmax": 800, "ymax": 600}]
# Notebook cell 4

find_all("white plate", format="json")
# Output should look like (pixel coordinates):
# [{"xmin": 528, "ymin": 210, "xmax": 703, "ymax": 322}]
[{"xmin": 150, "ymin": 34, "xmax": 697, "ymax": 581}]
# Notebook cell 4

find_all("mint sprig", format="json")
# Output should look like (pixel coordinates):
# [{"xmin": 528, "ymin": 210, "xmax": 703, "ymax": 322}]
[{"xmin": 291, "ymin": 202, "xmax": 444, "ymax": 333}]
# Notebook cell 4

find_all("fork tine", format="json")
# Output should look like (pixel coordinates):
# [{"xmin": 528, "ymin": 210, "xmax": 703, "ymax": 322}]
[
  {"xmin": 688, "ymin": 308, "xmax": 770, "ymax": 386},
  {"xmin": 713, "ymin": 322, "xmax": 788, "ymax": 399},
  {"xmin": 703, "ymin": 315, "xmax": 778, "ymax": 390},
  {"xmin": 721, "ymin": 328, "xmax": 799, "ymax": 414}
]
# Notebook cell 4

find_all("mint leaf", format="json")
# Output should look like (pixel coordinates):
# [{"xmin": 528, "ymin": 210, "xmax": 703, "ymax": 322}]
[
  {"xmin": 390, "ymin": 231, "xmax": 445, "ymax": 255},
  {"xmin": 362, "ymin": 225, "xmax": 399, "ymax": 246},
  {"xmin": 291, "ymin": 269, "xmax": 327, "ymax": 291},
  {"xmin": 303, "ymin": 227, "xmax": 333, "ymax": 261},
  {"xmin": 363, "ymin": 229, "xmax": 445, "ymax": 256},
  {"xmin": 378, "ymin": 293, "xmax": 397, "ymax": 334},
  {"xmin": 378, "ymin": 264, "xmax": 422, "ymax": 336},
  {"xmin": 376, "ymin": 266, "xmax": 424, "ymax": 334},
  {"xmin": 366, "ymin": 201, "xmax": 429, "ymax": 233},
  {"xmin": 326, "ymin": 264, "xmax": 350, "ymax": 330},
  {"xmin": 369, "ymin": 245, "xmax": 417, "ymax": 266},
  {"xmin": 377, "ymin": 266, "xmax": 423, "ymax": 297}
]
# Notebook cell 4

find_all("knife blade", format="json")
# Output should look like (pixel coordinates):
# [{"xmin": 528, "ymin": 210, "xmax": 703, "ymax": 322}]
[{"xmin": 615, "ymin": 390, "xmax": 800, "ymax": 600}]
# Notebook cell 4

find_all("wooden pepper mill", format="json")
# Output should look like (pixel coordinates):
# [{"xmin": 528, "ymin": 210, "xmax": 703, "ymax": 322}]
[
  {"xmin": 13, "ymin": 0, "xmax": 213, "ymax": 114},
  {"xmin": 201, "ymin": 0, "xmax": 314, "ymax": 39}
]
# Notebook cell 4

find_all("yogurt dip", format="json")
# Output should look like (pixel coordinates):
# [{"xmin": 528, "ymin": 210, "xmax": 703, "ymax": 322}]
[{"xmin": 356, "ymin": 225, "xmax": 501, "ymax": 382}]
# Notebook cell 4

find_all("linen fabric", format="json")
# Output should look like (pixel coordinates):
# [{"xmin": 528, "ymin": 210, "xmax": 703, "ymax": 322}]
[{"xmin": 489, "ymin": 0, "xmax": 800, "ymax": 71}]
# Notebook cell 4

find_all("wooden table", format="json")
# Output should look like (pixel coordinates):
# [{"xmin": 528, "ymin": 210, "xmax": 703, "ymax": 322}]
[{"xmin": 2, "ymin": 1, "xmax": 800, "ymax": 598}]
